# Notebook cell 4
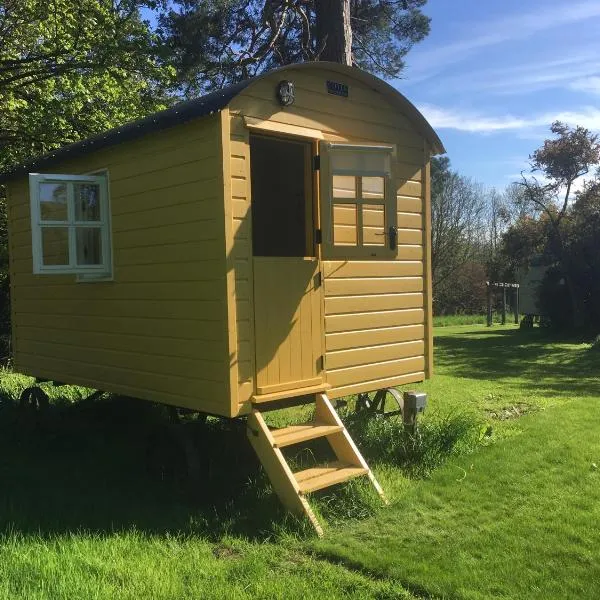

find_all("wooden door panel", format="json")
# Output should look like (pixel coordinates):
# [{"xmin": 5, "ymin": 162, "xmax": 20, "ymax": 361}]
[{"xmin": 254, "ymin": 257, "xmax": 324, "ymax": 396}]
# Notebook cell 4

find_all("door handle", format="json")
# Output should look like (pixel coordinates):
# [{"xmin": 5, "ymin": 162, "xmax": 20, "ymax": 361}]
[
  {"xmin": 375, "ymin": 226, "xmax": 398, "ymax": 250},
  {"xmin": 388, "ymin": 226, "xmax": 398, "ymax": 250}
]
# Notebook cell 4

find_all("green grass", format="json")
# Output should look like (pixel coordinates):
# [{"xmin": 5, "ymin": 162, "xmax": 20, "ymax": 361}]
[{"xmin": 1, "ymin": 324, "xmax": 599, "ymax": 598}]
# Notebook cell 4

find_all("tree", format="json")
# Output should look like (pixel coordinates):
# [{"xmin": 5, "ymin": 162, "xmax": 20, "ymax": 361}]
[
  {"xmin": 0, "ymin": 0, "xmax": 173, "ymax": 173},
  {"xmin": 430, "ymin": 156, "xmax": 487, "ymax": 312},
  {"xmin": 516, "ymin": 121, "xmax": 600, "ymax": 327},
  {"xmin": 0, "ymin": 1, "xmax": 174, "ymax": 340},
  {"xmin": 155, "ymin": 0, "xmax": 431, "ymax": 94}
]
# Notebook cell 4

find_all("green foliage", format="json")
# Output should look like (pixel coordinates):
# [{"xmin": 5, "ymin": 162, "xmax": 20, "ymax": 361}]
[
  {"xmin": 0, "ymin": 0, "xmax": 174, "ymax": 173},
  {"xmin": 156, "ymin": 0, "xmax": 431, "ymax": 94},
  {"xmin": 342, "ymin": 409, "xmax": 483, "ymax": 478},
  {"xmin": 503, "ymin": 122, "xmax": 600, "ymax": 331}
]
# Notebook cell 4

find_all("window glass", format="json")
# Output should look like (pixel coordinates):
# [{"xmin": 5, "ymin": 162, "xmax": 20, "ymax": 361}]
[
  {"xmin": 333, "ymin": 175, "xmax": 356, "ymax": 199},
  {"xmin": 362, "ymin": 203, "xmax": 386, "ymax": 246},
  {"xmin": 362, "ymin": 177, "xmax": 385, "ymax": 199},
  {"xmin": 76, "ymin": 228, "xmax": 102, "ymax": 265},
  {"xmin": 333, "ymin": 203, "xmax": 357, "ymax": 246},
  {"xmin": 74, "ymin": 183, "xmax": 101, "ymax": 221},
  {"xmin": 41, "ymin": 227, "xmax": 69, "ymax": 265},
  {"xmin": 30, "ymin": 173, "xmax": 111, "ymax": 276},
  {"xmin": 39, "ymin": 183, "xmax": 68, "ymax": 221}
]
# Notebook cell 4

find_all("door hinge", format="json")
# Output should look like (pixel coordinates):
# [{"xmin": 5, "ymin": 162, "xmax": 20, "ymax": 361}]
[
  {"xmin": 313, "ymin": 271, "xmax": 322, "ymax": 289},
  {"xmin": 319, "ymin": 355, "xmax": 325, "ymax": 371},
  {"xmin": 315, "ymin": 228, "xmax": 322, "ymax": 244},
  {"xmin": 313, "ymin": 155, "xmax": 321, "ymax": 171}
]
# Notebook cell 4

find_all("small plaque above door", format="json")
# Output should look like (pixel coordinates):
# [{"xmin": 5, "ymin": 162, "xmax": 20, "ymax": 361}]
[{"xmin": 326, "ymin": 80, "xmax": 349, "ymax": 97}]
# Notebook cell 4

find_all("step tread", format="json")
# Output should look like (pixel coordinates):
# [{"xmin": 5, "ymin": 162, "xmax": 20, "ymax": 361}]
[
  {"xmin": 294, "ymin": 461, "xmax": 368, "ymax": 494},
  {"xmin": 270, "ymin": 422, "xmax": 343, "ymax": 447}
]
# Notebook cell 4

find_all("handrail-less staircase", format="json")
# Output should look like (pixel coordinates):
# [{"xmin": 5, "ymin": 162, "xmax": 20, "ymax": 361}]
[{"xmin": 247, "ymin": 392, "xmax": 387, "ymax": 536}]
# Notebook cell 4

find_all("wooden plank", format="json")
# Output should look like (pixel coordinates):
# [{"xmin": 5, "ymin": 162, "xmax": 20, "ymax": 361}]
[
  {"xmin": 397, "ymin": 212, "xmax": 423, "ymax": 229},
  {"xmin": 113, "ymin": 220, "xmax": 219, "ymax": 249},
  {"xmin": 397, "ymin": 228, "xmax": 423, "ymax": 245},
  {"xmin": 17, "ymin": 338, "xmax": 228, "ymax": 382},
  {"xmin": 397, "ymin": 181, "xmax": 422, "ymax": 198},
  {"xmin": 326, "ymin": 308, "xmax": 424, "ymax": 333},
  {"xmin": 257, "ymin": 376, "xmax": 323, "ymax": 396},
  {"xmin": 295, "ymin": 462, "xmax": 367, "ymax": 493},
  {"xmin": 327, "ymin": 355, "xmax": 425, "ymax": 387},
  {"xmin": 325, "ymin": 292, "xmax": 423, "ymax": 315},
  {"xmin": 15, "ymin": 280, "xmax": 226, "ymax": 301},
  {"xmin": 326, "ymin": 340, "xmax": 424, "ymax": 370},
  {"xmin": 16, "ymin": 325, "xmax": 227, "ymax": 361},
  {"xmin": 14, "ymin": 313, "xmax": 226, "ymax": 341},
  {"xmin": 327, "ymin": 371, "xmax": 425, "ymax": 400},
  {"xmin": 397, "ymin": 196, "xmax": 422, "ymax": 214},
  {"xmin": 252, "ymin": 382, "xmax": 331, "ymax": 404},
  {"xmin": 12, "ymin": 360, "xmax": 230, "ymax": 415},
  {"xmin": 325, "ymin": 276, "xmax": 423, "ymax": 297},
  {"xmin": 271, "ymin": 423, "xmax": 342, "ymax": 448},
  {"xmin": 15, "ymin": 351, "xmax": 227, "ymax": 399},
  {"xmin": 323, "ymin": 261, "xmax": 422, "ymax": 279},
  {"xmin": 112, "ymin": 197, "xmax": 220, "ymax": 232},
  {"xmin": 325, "ymin": 325, "xmax": 424, "ymax": 353}
]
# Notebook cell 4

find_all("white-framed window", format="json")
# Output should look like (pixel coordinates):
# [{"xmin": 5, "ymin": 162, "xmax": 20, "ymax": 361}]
[
  {"xmin": 320, "ymin": 143, "xmax": 397, "ymax": 258},
  {"xmin": 29, "ymin": 172, "xmax": 112, "ymax": 277}
]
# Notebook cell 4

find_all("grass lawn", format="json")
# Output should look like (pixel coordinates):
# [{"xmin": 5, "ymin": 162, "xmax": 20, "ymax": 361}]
[{"xmin": 1, "ymin": 324, "xmax": 599, "ymax": 599}]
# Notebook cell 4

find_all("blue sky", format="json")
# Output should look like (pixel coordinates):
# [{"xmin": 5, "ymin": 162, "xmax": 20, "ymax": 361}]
[{"xmin": 397, "ymin": 0, "xmax": 600, "ymax": 190}]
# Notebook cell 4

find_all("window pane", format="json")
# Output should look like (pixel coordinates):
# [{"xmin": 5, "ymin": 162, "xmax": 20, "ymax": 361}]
[
  {"xmin": 39, "ymin": 183, "xmax": 68, "ymax": 221},
  {"xmin": 333, "ymin": 203, "xmax": 357, "ymax": 245},
  {"xmin": 41, "ymin": 227, "xmax": 69, "ymax": 265},
  {"xmin": 74, "ymin": 183, "xmax": 101, "ymax": 221},
  {"xmin": 362, "ymin": 177, "xmax": 385, "ymax": 199},
  {"xmin": 76, "ymin": 227, "xmax": 102, "ymax": 265},
  {"xmin": 333, "ymin": 175, "xmax": 356, "ymax": 199},
  {"xmin": 330, "ymin": 149, "xmax": 391, "ymax": 174},
  {"xmin": 363, "ymin": 203, "xmax": 386, "ymax": 246}
]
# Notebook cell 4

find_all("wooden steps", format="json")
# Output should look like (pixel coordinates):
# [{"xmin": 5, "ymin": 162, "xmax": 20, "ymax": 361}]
[
  {"xmin": 246, "ymin": 392, "xmax": 387, "ymax": 536},
  {"xmin": 295, "ymin": 461, "xmax": 368, "ymax": 493},
  {"xmin": 271, "ymin": 423, "xmax": 342, "ymax": 447}
]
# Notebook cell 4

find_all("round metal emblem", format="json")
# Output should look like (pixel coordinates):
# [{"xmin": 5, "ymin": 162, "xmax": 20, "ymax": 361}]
[{"xmin": 276, "ymin": 80, "xmax": 295, "ymax": 106}]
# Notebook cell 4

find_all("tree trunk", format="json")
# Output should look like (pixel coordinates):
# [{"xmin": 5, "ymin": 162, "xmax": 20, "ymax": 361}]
[{"xmin": 314, "ymin": 0, "xmax": 352, "ymax": 65}]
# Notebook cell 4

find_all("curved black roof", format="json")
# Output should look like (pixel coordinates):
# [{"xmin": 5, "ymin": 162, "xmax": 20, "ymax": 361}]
[{"xmin": 0, "ymin": 79, "xmax": 252, "ymax": 184}]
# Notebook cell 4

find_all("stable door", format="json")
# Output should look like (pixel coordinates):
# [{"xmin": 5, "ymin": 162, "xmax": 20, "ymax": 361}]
[{"xmin": 249, "ymin": 135, "xmax": 326, "ymax": 400}]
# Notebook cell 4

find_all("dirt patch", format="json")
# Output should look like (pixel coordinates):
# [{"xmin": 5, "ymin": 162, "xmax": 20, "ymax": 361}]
[
  {"xmin": 212, "ymin": 544, "xmax": 242, "ymax": 560},
  {"xmin": 485, "ymin": 403, "xmax": 537, "ymax": 421}
]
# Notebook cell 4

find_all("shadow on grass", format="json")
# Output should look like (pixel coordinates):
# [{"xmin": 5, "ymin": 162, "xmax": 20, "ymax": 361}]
[
  {"xmin": 434, "ymin": 327, "xmax": 600, "ymax": 398},
  {"xmin": 0, "ymin": 396, "xmax": 304, "ymax": 541}
]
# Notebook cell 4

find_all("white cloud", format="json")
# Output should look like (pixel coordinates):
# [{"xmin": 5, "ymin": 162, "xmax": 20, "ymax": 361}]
[
  {"xmin": 406, "ymin": 1, "xmax": 600, "ymax": 81},
  {"xmin": 425, "ymin": 54, "xmax": 600, "ymax": 96},
  {"xmin": 417, "ymin": 104, "xmax": 600, "ymax": 134},
  {"xmin": 570, "ymin": 76, "xmax": 600, "ymax": 95}
]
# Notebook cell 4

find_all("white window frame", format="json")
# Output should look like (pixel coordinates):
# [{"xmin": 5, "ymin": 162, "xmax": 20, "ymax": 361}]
[
  {"xmin": 320, "ymin": 143, "xmax": 397, "ymax": 259},
  {"xmin": 29, "ymin": 172, "xmax": 112, "ymax": 277}
]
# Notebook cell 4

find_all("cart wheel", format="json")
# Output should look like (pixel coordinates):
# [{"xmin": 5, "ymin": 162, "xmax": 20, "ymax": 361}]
[
  {"xmin": 19, "ymin": 386, "xmax": 50, "ymax": 414},
  {"xmin": 355, "ymin": 388, "xmax": 404, "ymax": 418},
  {"xmin": 146, "ymin": 424, "xmax": 202, "ymax": 498}
]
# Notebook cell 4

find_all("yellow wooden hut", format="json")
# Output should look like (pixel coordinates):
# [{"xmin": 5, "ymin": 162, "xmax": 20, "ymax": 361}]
[{"xmin": 1, "ymin": 62, "xmax": 443, "ymax": 533}]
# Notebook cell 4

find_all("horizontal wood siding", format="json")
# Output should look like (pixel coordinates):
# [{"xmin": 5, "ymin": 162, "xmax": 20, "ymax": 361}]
[
  {"xmin": 7, "ymin": 116, "xmax": 233, "ymax": 415},
  {"xmin": 229, "ymin": 66, "xmax": 429, "ymax": 404}
]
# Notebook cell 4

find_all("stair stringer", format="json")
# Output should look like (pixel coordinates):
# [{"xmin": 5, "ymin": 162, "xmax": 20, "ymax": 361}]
[
  {"xmin": 246, "ymin": 410, "xmax": 324, "ymax": 536},
  {"xmin": 315, "ymin": 393, "xmax": 388, "ymax": 504}
]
